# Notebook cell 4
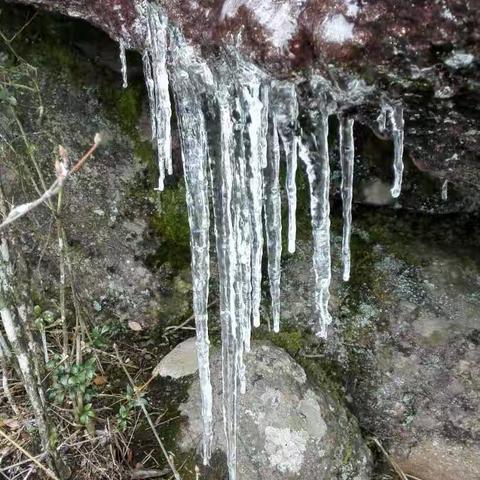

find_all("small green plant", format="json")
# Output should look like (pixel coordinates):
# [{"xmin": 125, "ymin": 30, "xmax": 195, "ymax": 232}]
[
  {"xmin": 90, "ymin": 320, "xmax": 127, "ymax": 348},
  {"xmin": 33, "ymin": 305, "xmax": 56, "ymax": 331},
  {"xmin": 0, "ymin": 86, "xmax": 17, "ymax": 106},
  {"xmin": 90, "ymin": 324, "xmax": 111, "ymax": 349},
  {"xmin": 47, "ymin": 356, "xmax": 97, "ymax": 405},
  {"xmin": 75, "ymin": 402, "xmax": 96, "ymax": 427},
  {"xmin": 116, "ymin": 385, "xmax": 148, "ymax": 433}
]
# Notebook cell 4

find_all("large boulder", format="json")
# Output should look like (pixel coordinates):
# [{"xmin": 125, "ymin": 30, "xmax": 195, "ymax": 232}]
[{"xmin": 179, "ymin": 342, "xmax": 372, "ymax": 479}]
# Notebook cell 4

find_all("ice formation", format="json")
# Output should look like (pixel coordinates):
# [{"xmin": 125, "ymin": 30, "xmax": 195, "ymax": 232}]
[
  {"xmin": 377, "ymin": 103, "xmax": 405, "ymax": 198},
  {"xmin": 273, "ymin": 82, "xmax": 299, "ymax": 254},
  {"xmin": 137, "ymin": 4, "xmax": 406, "ymax": 478},
  {"xmin": 169, "ymin": 26, "xmax": 214, "ymax": 464},
  {"xmin": 119, "ymin": 40, "xmax": 128, "ymax": 89},
  {"xmin": 142, "ymin": 2, "xmax": 172, "ymax": 191},
  {"xmin": 442, "ymin": 179, "xmax": 449, "ymax": 201},
  {"xmin": 298, "ymin": 100, "xmax": 332, "ymax": 339},
  {"xmin": 339, "ymin": 115, "xmax": 355, "ymax": 282}
]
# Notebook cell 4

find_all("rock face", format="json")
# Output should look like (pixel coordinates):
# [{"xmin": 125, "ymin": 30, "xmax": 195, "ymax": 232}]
[
  {"xmin": 6, "ymin": 0, "xmax": 480, "ymax": 190},
  {"xmin": 280, "ymin": 209, "xmax": 480, "ymax": 480},
  {"xmin": 179, "ymin": 342, "xmax": 372, "ymax": 479},
  {"xmin": 0, "ymin": 10, "xmax": 193, "ymax": 331}
]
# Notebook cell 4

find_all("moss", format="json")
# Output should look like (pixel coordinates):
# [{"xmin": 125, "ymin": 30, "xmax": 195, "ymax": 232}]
[
  {"xmin": 342, "ymin": 442, "xmax": 353, "ymax": 465},
  {"xmin": 145, "ymin": 182, "xmax": 191, "ymax": 270},
  {"xmin": 254, "ymin": 326, "xmax": 346, "ymax": 403},
  {"xmin": 151, "ymin": 183, "xmax": 190, "ymax": 247},
  {"xmin": 100, "ymin": 83, "xmax": 143, "ymax": 135},
  {"xmin": 263, "ymin": 329, "xmax": 304, "ymax": 356}
]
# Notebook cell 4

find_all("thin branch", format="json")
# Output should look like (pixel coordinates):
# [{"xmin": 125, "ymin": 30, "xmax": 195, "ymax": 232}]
[
  {"xmin": 370, "ymin": 437, "xmax": 409, "ymax": 480},
  {"xmin": 164, "ymin": 299, "xmax": 218, "ymax": 334},
  {"xmin": 0, "ymin": 429, "xmax": 59, "ymax": 480},
  {"xmin": 113, "ymin": 344, "xmax": 182, "ymax": 480},
  {"xmin": 0, "ymin": 134, "xmax": 102, "ymax": 231}
]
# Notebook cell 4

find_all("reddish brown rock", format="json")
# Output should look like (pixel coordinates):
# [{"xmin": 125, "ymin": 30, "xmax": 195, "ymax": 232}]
[{"xmin": 6, "ymin": 0, "xmax": 480, "ymax": 189}]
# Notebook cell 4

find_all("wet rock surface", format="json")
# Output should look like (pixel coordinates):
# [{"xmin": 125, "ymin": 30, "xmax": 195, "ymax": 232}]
[
  {"xmin": 0, "ymin": 8, "xmax": 192, "ymax": 330},
  {"xmin": 179, "ymin": 342, "xmax": 372, "ymax": 480},
  {"xmin": 280, "ymin": 207, "xmax": 480, "ymax": 479}
]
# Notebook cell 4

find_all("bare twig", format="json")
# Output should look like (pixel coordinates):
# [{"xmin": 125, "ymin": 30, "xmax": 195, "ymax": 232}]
[
  {"xmin": 0, "ymin": 347, "xmax": 20, "ymax": 416},
  {"xmin": 370, "ymin": 437, "xmax": 409, "ymax": 480},
  {"xmin": 130, "ymin": 469, "xmax": 169, "ymax": 479},
  {"xmin": 164, "ymin": 299, "xmax": 218, "ymax": 334},
  {"xmin": 113, "ymin": 344, "xmax": 182, "ymax": 480},
  {"xmin": 0, "ymin": 134, "xmax": 102, "ymax": 231},
  {"xmin": 0, "ymin": 429, "xmax": 59, "ymax": 480}
]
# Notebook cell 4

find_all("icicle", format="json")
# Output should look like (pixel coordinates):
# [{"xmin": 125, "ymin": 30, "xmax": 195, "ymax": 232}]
[
  {"xmin": 273, "ymin": 82, "xmax": 299, "ymax": 254},
  {"xmin": 285, "ymin": 135, "xmax": 298, "ymax": 254},
  {"xmin": 299, "ymin": 107, "xmax": 332, "ymax": 339},
  {"xmin": 212, "ymin": 86, "xmax": 239, "ymax": 480},
  {"xmin": 169, "ymin": 28, "xmax": 214, "ymax": 466},
  {"xmin": 232, "ymin": 94, "xmax": 252, "ymax": 395},
  {"xmin": 338, "ymin": 115, "xmax": 355, "ymax": 282},
  {"xmin": 119, "ymin": 40, "xmax": 128, "ymax": 89},
  {"xmin": 260, "ymin": 85, "xmax": 270, "ymax": 169},
  {"xmin": 377, "ymin": 103, "xmax": 405, "ymax": 198},
  {"xmin": 240, "ymin": 82, "xmax": 267, "ymax": 328},
  {"xmin": 441, "ymin": 179, "xmax": 448, "ymax": 201},
  {"xmin": 390, "ymin": 105, "xmax": 405, "ymax": 198},
  {"xmin": 264, "ymin": 114, "xmax": 282, "ymax": 333},
  {"xmin": 143, "ymin": 3, "xmax": 172, "ymax": 191}
]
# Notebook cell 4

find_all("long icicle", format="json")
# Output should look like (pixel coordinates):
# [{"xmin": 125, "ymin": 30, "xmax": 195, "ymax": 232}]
[
  {"xmin": 273, "ymin": 82, "xmax": 299, "ymax": 254},
  {"xmin": 338, "ymin": 115, "xmax": 355, "ymax": 282},
  {"xmin": 264, "ymin": 113, "xmax": 282, "ymax": 333},
  {"xmin": 212, "ymin": 86, "xmax": 239, "ymax": 480},
  {"xmin": 170, "ymin": 28, "xmax": 213, "ymax": 465},
  {"xmin": 232, "ymin": 94, "xmax": 252, "ymax": 396},
  {"xmin": 299, "ymin": 105, "xmax": 332, "ymax": 338},
  {"xmin": 241, "ymin": 82, "xmax": 267, "ymax": 328},
  {"xmin": 143, "ymin": 4, "xmax": 172, "ymax": 191}
]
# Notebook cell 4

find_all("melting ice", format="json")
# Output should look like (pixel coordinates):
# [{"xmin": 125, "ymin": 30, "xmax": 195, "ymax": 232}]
[{"xmin": 136, "ymin": 5, "xmax": 406, "ymax": 478}]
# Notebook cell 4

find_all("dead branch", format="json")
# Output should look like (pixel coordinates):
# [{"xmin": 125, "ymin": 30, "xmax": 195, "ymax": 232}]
[{"xmin": 0, "ymin": 133, "xmax": 102, "ymax": 231}]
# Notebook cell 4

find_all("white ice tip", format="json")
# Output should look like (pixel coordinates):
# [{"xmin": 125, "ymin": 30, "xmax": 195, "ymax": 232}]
[
  {"xmin": 342, "ymin": 271, "xmax": 350, "ymax": 282},
  {"xmin": 288, "ymin": 244, "xmax": 296, "ymax": 254},
  {"xmin": 155, "ymin": 180, "xmax": 165, "ymax": 192},
  {"xmin": 390, "ymin": 187, "xmax": 401, "ymax": 198},
  {"xmin": 316, "ymin": 328, "xmax": 328, "ymax": 339}
]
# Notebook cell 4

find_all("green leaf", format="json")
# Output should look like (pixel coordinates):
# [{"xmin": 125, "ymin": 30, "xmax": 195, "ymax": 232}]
[{"xmin": 55, "ymin": 392, "xmax": 65, "ymax": 404}]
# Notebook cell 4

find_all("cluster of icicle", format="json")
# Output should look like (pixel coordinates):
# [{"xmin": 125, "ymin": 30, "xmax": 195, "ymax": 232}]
[{"xmin": 119, "ymin": 3, "xmax": 405, "ymax": 479}]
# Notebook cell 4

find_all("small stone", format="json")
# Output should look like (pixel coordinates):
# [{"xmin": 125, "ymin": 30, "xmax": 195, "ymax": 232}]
[
  {"xmin": 152, "ymin": 337, "xmax": 198, "ymax": 379},
  {"xmin": 128, "ymin": 320, "xmax": 143, "ymax": 331}
]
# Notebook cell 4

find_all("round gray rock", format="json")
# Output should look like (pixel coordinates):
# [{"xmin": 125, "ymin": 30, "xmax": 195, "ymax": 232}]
[{"xmin": 179, "ymin": 342, "xmax": 372, "ymax": 479}]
